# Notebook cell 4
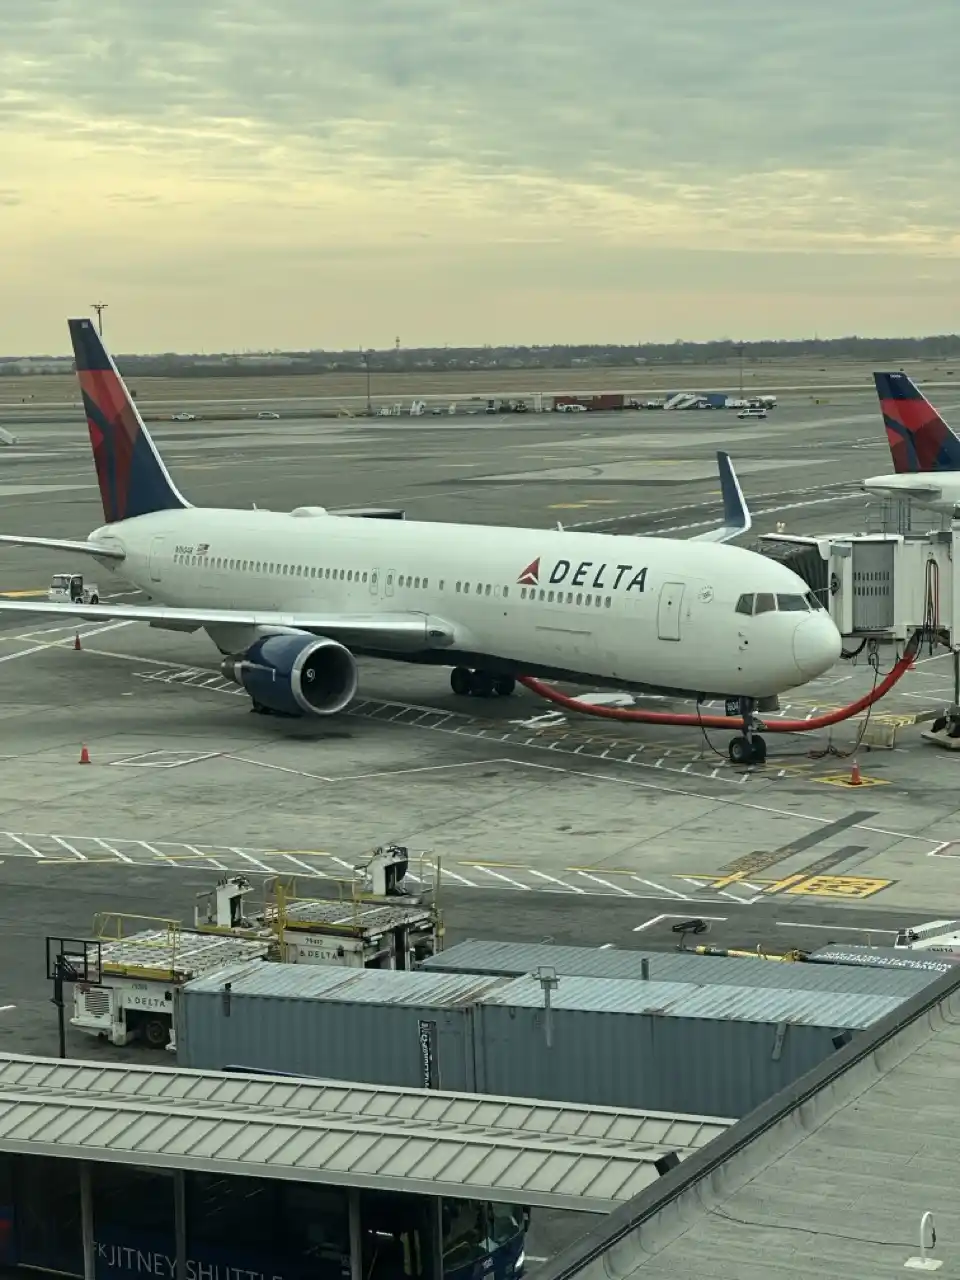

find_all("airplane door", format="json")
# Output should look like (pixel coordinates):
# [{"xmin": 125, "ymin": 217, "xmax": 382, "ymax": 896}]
[
  {"xmin": 149, "ymin": 536, "xmax": 165, "ymax": 584},
  {"xmin": 370, "ymin": 568, "xmax": 380, "ymax": 597},
  {"xmin": 657, "ymin": 582, "xmax": 684, "ymax": 641}
]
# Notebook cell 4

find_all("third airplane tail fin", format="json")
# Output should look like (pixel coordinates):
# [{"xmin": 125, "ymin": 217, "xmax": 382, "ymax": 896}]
[
  {"xmin": 874, "ymin": 370, "xmax": 960, "ymax": 474},
  {"xmin": 69, "ymin": 317, "xmax": 191, "ymax": 524}
]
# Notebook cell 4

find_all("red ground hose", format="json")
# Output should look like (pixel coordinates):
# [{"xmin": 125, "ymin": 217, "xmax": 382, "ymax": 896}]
[{"xmin": 518, "ymin": 632, "xmax": 921, "ymax": 734}]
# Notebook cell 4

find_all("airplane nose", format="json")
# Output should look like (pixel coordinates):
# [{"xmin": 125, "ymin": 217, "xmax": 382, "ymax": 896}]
[{"xmin": 793, "ymin": 615, "xmax": 842, "ymax": 680}]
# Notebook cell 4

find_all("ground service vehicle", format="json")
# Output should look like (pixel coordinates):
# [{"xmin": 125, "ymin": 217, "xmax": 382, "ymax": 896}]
[{"xmin": 47, "ymin": 573, "xmax": 99, "ymax": 604}]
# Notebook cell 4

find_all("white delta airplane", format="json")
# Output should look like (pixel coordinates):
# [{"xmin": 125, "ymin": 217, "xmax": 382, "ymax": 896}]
[
  {"xmin": 0, "ymin": 319, "xmax": 841, "ymax": 764},
  {"xmin": 861, "ymin": 372, "xmax": 960, "ymax": 513}
]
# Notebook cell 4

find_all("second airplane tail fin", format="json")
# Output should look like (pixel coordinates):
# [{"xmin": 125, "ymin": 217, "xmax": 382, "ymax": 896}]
[
  {"xmin": 874, "ymin": 371, "xmax": 960, "ymax": 474},
  {"xmin": 69, "ymin": 318, "xmax": 190, "ymax": 524}
]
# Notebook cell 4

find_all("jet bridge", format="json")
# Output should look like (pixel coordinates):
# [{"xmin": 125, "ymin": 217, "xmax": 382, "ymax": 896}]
[
  {"xmin": 756, "ymin": 529, "xmax": 952, "ymax": 644},
  {"xmin": 757, "ymin": 524, "xmax": 960, "ymax": 747}
]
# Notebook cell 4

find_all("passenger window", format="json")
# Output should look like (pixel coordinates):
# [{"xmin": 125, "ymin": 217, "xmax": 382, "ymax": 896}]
[
  {"xmin": 503, "ymin": 586, "xmax": 509, "ymax": 599},
  {"xmin": 735, "ymin": 593, "xmax": 754, "ymax": 615},
  {"xmin": 423, "ymin": 578, "xmax": 429, "ymax": 589},
  {"xmin": 362, "ymin": 572, "xmax": 368, "ymax": 583},
  {"xmin": 476, "ymin": 584, "xmax": 483, "ymax": 595},
  {"xmin": 605, "ymin": 597, "xmax": 611, "ymax": 607},
  {"xmin": 585, "ymin": 594, "xmax": 591, "ymax": 606},
  {"xmin": 347, "ymin": 570, "xmax": 353, "ymax": 582},
  {"xmin": 548, "ymin": 591, "xmax": 555, "ymax": 603},
  {"xmin": 485, "ymin": 584, "xmax": 491, "ymax": 596},
  {"xmin": 415, "ymin": 577, "xmax": 420, "ymax": 588},
  {"xmin": 566, "ymin": 592, "xmax": 573, "ymax": 604},
  {"xmin": 456, "ymin": 582, "xmax": 461, "ymax": 592},
  {"xmin": 754, "ymin": 593, "xmax": 776, "ymax": 614},
  {"xmin": 341, "ymin": 569, "xmax": 346, "ymax": 580},
  {"xmin": 521, "ymin": 588, "xmax": 527, "ymax": 600},
  {"xmin": 596, "ymin": 595, "xmax": 602, "ymax": 607},
  {"xmin": 576, "ymin": 593, "xmax": 582, "ymax": 605},
  {"xmin": 539, "ymin": 589, "xmax": 545, "ymax": 601},
  {"xmin": 777, "ymin": 594, "xmax": 808, "ymax": 611}
]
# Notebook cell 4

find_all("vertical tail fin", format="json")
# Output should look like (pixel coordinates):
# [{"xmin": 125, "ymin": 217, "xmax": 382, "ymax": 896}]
[
  {"xmin": 873, "ymin": 371, "xmax": 960, "ymax": 474},
  {"xmin": 69, "ymin": 318, "xmax": 190, "ymax": 523}
]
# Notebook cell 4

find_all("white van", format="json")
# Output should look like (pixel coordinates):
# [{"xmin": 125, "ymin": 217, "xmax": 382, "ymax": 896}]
[{"xmin": 737, "ymin": 407, "xmax": 767, "ymax": 419}]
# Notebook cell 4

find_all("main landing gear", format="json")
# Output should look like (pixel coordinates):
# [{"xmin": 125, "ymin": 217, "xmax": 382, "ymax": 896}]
[
  {"xmin": 450, "ymin": 667, "xmax": 516, "ymax": 698},
  {"xmin": 727, "ymin": 696, "xmax": 767, "ymax": 766}
]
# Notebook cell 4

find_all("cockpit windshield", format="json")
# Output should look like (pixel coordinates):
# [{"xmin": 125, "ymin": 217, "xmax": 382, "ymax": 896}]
[{"xmin": 735, "ymin": 592, "xmax": 819, "ymax": 616}]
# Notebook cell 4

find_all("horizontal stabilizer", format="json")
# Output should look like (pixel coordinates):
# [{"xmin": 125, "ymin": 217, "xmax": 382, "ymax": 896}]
[
  {"xmin": 0, "ymin": 599, "xmax": 454, "ymax": 651},
  {"xmin": 0, "ymin": 535, "xmax": 125, "ymax": 560},
  {"xmin": 689, "ymin": 451, "xmax": 751, "ymax": 544}
]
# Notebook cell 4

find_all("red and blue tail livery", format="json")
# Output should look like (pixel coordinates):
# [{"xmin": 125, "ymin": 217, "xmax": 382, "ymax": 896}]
[
  {"xmin": 874, "ymin": 371, "xmax": 960, "ymax": 474},
  {"xmin": 69, "ymin": 318, "xmax": 189, "ymax": 524}
]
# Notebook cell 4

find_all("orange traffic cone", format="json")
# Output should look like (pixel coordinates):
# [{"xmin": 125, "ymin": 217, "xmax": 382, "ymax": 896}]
[
  {"xmin": 79, "ymin": 744, "xmax": 91, "ymax": 765},
  {"xmin": 74, "ymin": 633, "xmax": 82, "ymax": 651},
  {"xmin": 849, "ymin": 760, "xmax": 862, "ymax": 786}
]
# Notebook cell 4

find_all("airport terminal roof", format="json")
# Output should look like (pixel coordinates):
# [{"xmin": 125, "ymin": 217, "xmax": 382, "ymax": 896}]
[
  {"xmin": 422, "ymin": 939, "xmax": 943, "ymax": 998},
  {"xmin": 538, "ymin": 962, "xmax": 960, "ymax": 1279},
  {"xmin": 0, "ymin": 1055, "xmax": 732, "ymax": 1213}
]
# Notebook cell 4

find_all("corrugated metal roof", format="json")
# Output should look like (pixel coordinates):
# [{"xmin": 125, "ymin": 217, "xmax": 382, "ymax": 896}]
[
  {"xmin": 185, "ymin": 964, "xmax": 508, "ymax": 1007},
  {"xmin": 422, "ymin": 940, "xmax": 936, "ymax": 998},
  {"xmin": 481, "ymin": 974, "xmax": 904, "ymax": 1029},
  {"xmin": 0, "ymin": 1055, "xmax": 734, "ymax": 1212}
]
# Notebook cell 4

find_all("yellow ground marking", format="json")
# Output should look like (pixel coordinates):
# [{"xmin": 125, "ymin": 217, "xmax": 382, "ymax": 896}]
[
  {"xmin": 0, "ymin": 589, "xmax": 46, "ymax": 598},
  {"xmin": 761, "ymin": 874, "xmax": 811, "ymax": 894},
  {"xmin": 814, "ymin": 773, "xmax": 890, "ymax": 788},
  {"xmin": 785, "ymin": 875, "xmax": 894, "ymax": 899}
]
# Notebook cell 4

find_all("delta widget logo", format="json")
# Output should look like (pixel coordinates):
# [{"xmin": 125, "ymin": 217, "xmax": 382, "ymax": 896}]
[{"xmin": 517, "ymin": 557, "xmax": 540, "ymax": 586}]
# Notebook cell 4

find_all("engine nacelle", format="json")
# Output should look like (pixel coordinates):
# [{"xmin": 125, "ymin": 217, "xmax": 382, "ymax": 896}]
[{"xmin": 220, "ymin": 634, "xmax": 358, "ymax": 717}]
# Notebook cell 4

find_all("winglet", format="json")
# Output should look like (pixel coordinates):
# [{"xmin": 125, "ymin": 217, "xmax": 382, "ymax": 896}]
[{"xmin": 689, "ymin": 452, "xmax": 752, "ymax": 544}]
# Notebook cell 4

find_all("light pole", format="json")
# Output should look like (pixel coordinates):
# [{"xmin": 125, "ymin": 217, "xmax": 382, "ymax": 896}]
[
  {"xmin": 91, "ymin": 302, "xmax": 108, "ymax": 336},
  {"xmin": 361, "ymin": 348, "xmax": 373, "ymax": 415},
  {"xmin": 737, "ymin": 343, "xmax": 744, "ymax": 396}
]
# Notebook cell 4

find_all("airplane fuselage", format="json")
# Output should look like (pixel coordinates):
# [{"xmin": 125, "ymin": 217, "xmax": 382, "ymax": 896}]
[
  {"xmin": 862, "ymin": 473, "xmax": 960, "ymax": 515},
  {"xmin": 86, "ymin": 506, "xmax": 840, "ymax": 699}
]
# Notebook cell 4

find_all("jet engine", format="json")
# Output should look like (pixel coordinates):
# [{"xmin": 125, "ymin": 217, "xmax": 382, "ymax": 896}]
[{"xmin": 220, "ymin": 634, "xmax": 358, "ymax": 717}]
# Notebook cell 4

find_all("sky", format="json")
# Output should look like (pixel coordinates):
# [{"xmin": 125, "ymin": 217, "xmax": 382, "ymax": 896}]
[{"xmin": 2, "ymin": 0, "xmax": 959, "ymax": 354}]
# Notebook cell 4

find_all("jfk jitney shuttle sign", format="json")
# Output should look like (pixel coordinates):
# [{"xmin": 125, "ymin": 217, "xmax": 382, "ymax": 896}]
[{"xmin": 95, "ymin": 1241, "xmax": 286, "ymax": 1280}]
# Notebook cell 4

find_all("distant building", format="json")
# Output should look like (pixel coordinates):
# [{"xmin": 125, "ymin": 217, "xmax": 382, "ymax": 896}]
[{"xmin": 0, "ymin": 358, "xmax": 74, "ymax": 375}]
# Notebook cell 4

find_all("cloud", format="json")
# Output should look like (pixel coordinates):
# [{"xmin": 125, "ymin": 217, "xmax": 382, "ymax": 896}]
[{"xmin": 0, "ymin": 0, "xmax": 958, "ymax": 348}]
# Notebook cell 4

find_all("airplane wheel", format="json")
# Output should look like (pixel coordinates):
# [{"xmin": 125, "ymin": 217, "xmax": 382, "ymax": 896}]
[
  {"xmin": 450, "ymin": 667, "xmax": 472, "ymax": 696},
  {"xmin": 90, "ymin": 595, "xmax": 99, "ymax": 604},
  {"xmin": 728, "ymin": 736, "xmax": 751, "ymax": 765},
  {"xmin": 751, "ymin": 735, "xmax": 767, "ymax": 764},
  {"xmin": 470, "ymin": 670, "xmax": 496, "ymax": 698},
  {"xmin": 494, "ymin": 675, "xmax": 516, "ymax": 697}
]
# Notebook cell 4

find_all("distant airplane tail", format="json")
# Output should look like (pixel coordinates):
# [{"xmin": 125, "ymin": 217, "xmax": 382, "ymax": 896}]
[
  {"xmin": 874, "ymin": 371, "xmax": 960, "ymax": 474},
  {"xmin": 69, "ymin": 318, "xmax": 190, "ymax": 523}
]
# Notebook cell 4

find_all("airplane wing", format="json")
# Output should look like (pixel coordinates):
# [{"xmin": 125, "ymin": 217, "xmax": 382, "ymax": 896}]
[
  {"xmin": 689, "ymin": 451, "xmax": 751, "ymax": 544},
  {"xmin": 0, "ymin": 599, "xmax": 453, "ymax": 651},
  {"xmin": 0, "ymin": 535, "xmax": 125, "ymax": 560}
]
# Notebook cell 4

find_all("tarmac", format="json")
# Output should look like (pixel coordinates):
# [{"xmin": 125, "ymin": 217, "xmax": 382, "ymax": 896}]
[{"xmin": 2, "ymin": 392, "xmax": 960, "ymax": 1065}]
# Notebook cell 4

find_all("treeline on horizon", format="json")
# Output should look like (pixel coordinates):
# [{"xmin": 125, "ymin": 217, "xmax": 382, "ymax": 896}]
[{"xmin": 6, "ymin": 334, "xmax": 960, "ymax": 376}]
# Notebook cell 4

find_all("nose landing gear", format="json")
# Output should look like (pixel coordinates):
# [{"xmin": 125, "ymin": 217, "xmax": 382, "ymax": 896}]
[{"xmin": 728, "ymin": 697, "xmax": 767, "ymax": 765}]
